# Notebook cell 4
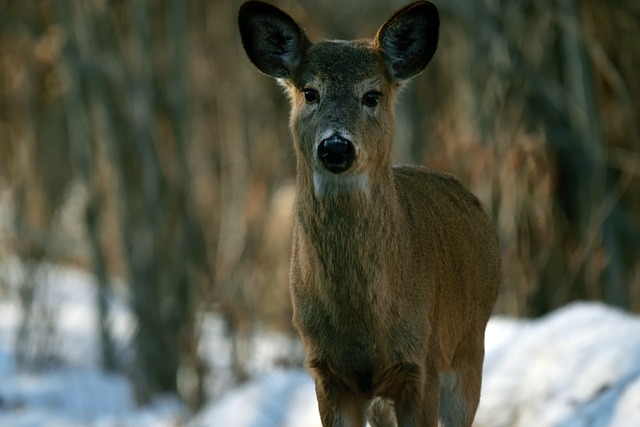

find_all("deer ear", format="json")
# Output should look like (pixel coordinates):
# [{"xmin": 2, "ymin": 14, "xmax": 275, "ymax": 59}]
[
  {"xmin": 238, "ymin": 1, "xmax": 310, "ymax": 79},
  {"xmin": 375, "ymin": 1, "xmax": 439, "ymax": 81}
]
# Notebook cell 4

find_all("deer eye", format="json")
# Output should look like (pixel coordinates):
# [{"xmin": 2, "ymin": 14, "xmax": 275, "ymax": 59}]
[
  {"xmin": 303, "ymin": 88, "xmax": 319, "ymax": 104},
  {"xmin": 363, "ymin": 91, "xmax": 382, "ymax": 107}
]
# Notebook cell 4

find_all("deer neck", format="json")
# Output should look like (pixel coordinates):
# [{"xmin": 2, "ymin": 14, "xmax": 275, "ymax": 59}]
[{"xmin": 294, "ymin": 162, "xmax": 401, "ymax": 294}]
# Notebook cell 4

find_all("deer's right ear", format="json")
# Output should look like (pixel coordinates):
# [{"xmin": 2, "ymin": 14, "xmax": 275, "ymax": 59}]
[{"xmin": 238, "ymin": 1, "xmax": 310, "ymax": 79}]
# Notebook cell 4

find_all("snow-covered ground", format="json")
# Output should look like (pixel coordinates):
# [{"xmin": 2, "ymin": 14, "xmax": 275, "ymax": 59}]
[
  {"xmin": 1, "ymin": 262, "xmax": 639, "ymax": 426},
  {"xmin": 0, "ymin": 262, "xmax": 186, "ymax": 427}
]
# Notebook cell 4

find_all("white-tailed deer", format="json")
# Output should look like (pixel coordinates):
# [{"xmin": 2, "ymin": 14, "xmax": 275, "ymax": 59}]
[{"xmin": 238, "ymin": 1, "xmax": 500, "ymax": 426}]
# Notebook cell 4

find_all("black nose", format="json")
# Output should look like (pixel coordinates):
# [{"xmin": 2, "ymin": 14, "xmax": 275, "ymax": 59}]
[{"xmin": 317, "ymin": 135, "xmax": 355, "ymax": 174}]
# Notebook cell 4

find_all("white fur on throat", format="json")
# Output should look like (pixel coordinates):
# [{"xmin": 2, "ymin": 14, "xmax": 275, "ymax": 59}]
[{"xmin": 313, "ymin": 171, "xmax": 370, "ymax": 198}]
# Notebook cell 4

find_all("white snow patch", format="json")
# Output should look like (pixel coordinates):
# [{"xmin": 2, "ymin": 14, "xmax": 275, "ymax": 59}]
[
  {"xmin": 0, "ymin": 262, "xmax": 184, "ymax": 427},
  {"xmin": 476, "ymin": 302, "xmax": 640, "ymax": 427},
  {"xmin": 188, "ymin": 370, "xmax": 319, "ymax": 427}
]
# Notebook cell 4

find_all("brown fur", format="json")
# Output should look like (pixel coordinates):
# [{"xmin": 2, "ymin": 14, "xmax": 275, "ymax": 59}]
[{"xmin": 238, "ymin": 2, "xmax": 500, "ymax": 426}]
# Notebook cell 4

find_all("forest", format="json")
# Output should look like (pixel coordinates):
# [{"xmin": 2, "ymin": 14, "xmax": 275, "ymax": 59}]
[{"xmin": 0, "ymin": 0, "xmax": 638, "ymax": 414}]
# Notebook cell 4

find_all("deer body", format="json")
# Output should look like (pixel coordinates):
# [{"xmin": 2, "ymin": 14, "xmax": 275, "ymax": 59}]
[{"xmin": 238, "ymin": 2, "xmax": 500, "ymax": 426}]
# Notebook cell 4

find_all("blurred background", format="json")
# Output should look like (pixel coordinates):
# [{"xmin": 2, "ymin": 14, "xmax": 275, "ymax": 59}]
[{"xmin": 0, "ymin": 0, "xmax": 638, "ymax": 416}]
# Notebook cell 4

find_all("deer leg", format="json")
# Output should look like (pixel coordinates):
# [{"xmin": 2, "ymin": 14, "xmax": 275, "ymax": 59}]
[
  {"xmin": 314, "ymin": 375, "xmax": 367, "ymax": 427},
  {"xmin": 438, "ymin": 343, "xmax": 484, "ymax": 427},
  {"xmin": 394, "ymin": 362, "xmax": 439, "ymax": 427}
]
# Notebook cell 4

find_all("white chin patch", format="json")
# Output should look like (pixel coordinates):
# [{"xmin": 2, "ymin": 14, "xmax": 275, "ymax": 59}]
[{"xmin": 313, "ymin": 171, "xmax": 370, "ymax": 198}]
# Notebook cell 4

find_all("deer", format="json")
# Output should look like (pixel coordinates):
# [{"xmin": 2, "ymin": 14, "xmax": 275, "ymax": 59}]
[{"xmin": 238, "ymin": 1, "xmax": 500, "ymax": 426}]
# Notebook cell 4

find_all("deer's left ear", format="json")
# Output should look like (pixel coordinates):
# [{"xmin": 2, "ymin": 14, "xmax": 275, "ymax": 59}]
[{"xmin": 375, "ymin": 1, "xmax": 439, "ymax": 81}]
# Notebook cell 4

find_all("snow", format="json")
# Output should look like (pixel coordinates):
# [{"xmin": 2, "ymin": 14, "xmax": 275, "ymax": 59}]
[
  {"xmin": 188, "ymin": 371, "xmax": 318, "ymax": 427},
  {"xmin": 1, "ymin": 262, "xmax": 640, "ymax": 426},
  {"xmin": 0, "ymin": 262, "xmax": 185, "ymax": 427},
  {"xmin": 477, "ymin": 304, "xmax": 640, "ymax": 427}
]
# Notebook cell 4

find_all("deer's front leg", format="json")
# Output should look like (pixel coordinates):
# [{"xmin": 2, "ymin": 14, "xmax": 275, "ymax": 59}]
[
  {"xmin": 313, "ymin": 370, "xmax": 367, "ymax": 427},
  {"xmin": 394, "ymin": 362, "xmax": 440, "ymax": 427}
]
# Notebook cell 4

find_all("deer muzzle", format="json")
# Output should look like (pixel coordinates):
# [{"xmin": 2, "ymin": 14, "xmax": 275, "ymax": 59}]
[{"xmin": 318, "ymin": 134, "xmax": 356, "ymax": 174}]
